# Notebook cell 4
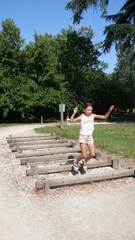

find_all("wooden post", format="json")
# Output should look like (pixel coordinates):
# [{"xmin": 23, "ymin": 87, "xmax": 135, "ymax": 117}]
[
  {"xmin": 60, "ymin": 111, "xmax": 64, "ymax": 128},
  {"xmin": 59, "ymin": 103, "xmax": 65, "ymax": 128},
  {"xmin": 44, "ymin": 181, "xmax": 50, "ymax": 194},
  {"xmin": 112, "ymin": 159, "xmax": 119, "ymax": 170},
  {"xmin": 41, "ymin": 116, "xmax": 43, "ymax": 124}
]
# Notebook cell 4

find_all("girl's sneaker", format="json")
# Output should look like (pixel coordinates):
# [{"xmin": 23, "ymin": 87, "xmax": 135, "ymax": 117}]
[
  {"xmin": 82, "ymin": 161, "xmax": 87, "ymax": 172},
  {"xmin": 73, "ymin": 162, "xmax": 79, "ymax": 172}
]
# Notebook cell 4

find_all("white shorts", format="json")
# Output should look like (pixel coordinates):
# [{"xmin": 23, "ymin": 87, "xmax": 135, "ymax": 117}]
[{"xmin": 79, "ymin": 134, "xmax": 94, "ymax": 144}]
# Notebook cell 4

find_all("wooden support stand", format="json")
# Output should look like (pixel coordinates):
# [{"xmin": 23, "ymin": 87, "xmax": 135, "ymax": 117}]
[{"xmin": 35, "ymin": 169, "xmax": 135, "ymax": 193}]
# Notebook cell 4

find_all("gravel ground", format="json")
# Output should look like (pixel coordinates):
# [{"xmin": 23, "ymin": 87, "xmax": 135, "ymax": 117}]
[{"xmin": 0, "ymin": 124, "xmax": 135, "ymax": 240}]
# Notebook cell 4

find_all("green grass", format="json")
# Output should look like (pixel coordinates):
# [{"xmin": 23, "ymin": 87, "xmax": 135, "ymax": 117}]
[
  {"xmin": 93, "ymin": 124, "xmax": 135, "ymax": 159},
  {"xmin": 0, "ymin": 123, "xmax": 16, "ymax": 127},
  {"xmin": 35, "ymin": 125, "xmax": 80, "ymax": 140},
  {"xmin": 35, "ymin": 123, "xmax": 135, "ymax": 160}
]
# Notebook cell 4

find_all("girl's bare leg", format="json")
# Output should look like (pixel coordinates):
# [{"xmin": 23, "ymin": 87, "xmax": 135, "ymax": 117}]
[
  {"xmin": 75, "ymin": 143, "xmax": 87, "ymax": 164},
  {"xmin": 85, "ymin": 143, "xmax": 95, "ymax": 163}
]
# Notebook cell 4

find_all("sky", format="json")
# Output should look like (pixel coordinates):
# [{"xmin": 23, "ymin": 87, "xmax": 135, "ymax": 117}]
[{"xmin": 0, "ymin": 0, "xmax": 126, "ymax": 73}]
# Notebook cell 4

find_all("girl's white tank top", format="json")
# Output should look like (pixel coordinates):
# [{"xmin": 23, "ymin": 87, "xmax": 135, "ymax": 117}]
[{"xmin": 80, "ymin": 114, "xmax": 94, "ymax": 135}]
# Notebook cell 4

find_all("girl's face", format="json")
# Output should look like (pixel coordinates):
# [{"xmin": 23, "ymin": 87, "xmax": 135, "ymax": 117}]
[{"xmin": 83, "ymin": 106, "xmax": 93, "ymax": 116}]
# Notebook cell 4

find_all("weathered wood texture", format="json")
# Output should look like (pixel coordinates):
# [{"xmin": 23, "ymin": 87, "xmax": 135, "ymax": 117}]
[
  {"xmin": 16, "ymin": 147, "xmax": 81, "ymax": 158},
  {"xmin": 11, "ymin": 142, "xmax": 75, "ymax": 152},
  {"xmin": 7, "ymin": 133, "xmax": 55, "ymax": 141},
  {"xmin": 9, "ymin": 139, "xmax": 70, "ymax": 147},
  {"xmin": 26, "ymin": 159, "xmax": 113, "ymax": 176},
  {"xmin": 7, "ymin": 135, "xmax": 59, "ymax": 144},
  {"xmin": 20, "ymin": 153, "xmax": 80, "ymax": 165},
  {"xmin": 35, "ymin": 169, "xmax": 135, "ymax": 193},
  {"xmin": 7, "ymin": 133, "xmax": 55, "ymax": 139}
]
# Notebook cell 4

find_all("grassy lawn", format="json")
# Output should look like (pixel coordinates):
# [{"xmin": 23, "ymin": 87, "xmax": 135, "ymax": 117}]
[
  {"xmin": 0, "ymin": 123, "xmax": 16, "ymax": 127},
  {"xmin": 35, "ymin": 123, "xmax": 135, "ymax": 160}
]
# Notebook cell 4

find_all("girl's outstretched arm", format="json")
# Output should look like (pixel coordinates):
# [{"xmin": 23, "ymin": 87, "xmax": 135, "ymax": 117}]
[
  {"xmin": 70, "ymin": 107, "xmax": 82, "ymax": 123},
  {"xmin": 94, "ymin": 105, "xmax": 114, "ymax": 120}
]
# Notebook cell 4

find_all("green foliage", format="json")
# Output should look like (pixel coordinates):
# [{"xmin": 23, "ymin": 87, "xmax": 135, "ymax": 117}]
[
  {"xmin": 66, "ymin": 0, "xmax": 109, "ymax": 24},
  {"xmin": 0, "ymin": 20, "xmax": 73, "ymax": 121},
  {"xmin": 103, "ymin": 22, "xmax": 135, "ymax": 53},
  {"xmin": 65, "ymin": 0, "xmax": 135, "ymax": 113},
  {"xmin": 0, "ymin": 19, "xmax": 24, "ymax": 77},
  {"xmin": 0, "ymin": 19, "xmax": 112, "ymax": 122},
  {"xmin": 66, "ymin": 0, "xmax": 135, "ymax": 52},
  {"xmin": 111, "ymin": 44, "xmax": 135, "ymax": 112},
  {"xmin": 57, "ymin": 26, "xmax": 107, "ymax": 106}
]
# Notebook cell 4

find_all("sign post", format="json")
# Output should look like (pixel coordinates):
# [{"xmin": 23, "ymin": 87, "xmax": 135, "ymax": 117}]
[{"xmin": 59, "ymin": 103, "xmax": 65, "ymax": 128}]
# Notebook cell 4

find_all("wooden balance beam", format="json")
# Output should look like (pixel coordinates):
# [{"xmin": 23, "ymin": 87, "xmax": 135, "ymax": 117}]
[
  {"xmin": 9, "ymin": 138, "xmax": 69, "ymax": 148},
  {"xmin": 7, "ymin": 135, "xmax": 59, "ymax": 144},
  {"xmin": 7, "ymin": 133, "xmax": 55, "ymax": 140},
  {"xmin": 35, "ymin": 169, "xmax": 135, "ymax": 193},
  {"xmin": 11, "ymin": 141, "xmax": 75, "ymax": 152},
  {"xmin": 20, "ymin": 152, "xmax": 80, "ymax": 165},
  {"xmin": 26, "ymin": 159, "xmax": 114, "ymax": 176},
  {"xmin": 16, "ymin": 147, "xmax": 81, "ymax": 158}
]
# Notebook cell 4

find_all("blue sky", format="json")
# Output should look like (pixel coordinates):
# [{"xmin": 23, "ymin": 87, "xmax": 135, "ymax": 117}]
[{"xmin": 0, "ymin": 0, "xmax": 125, "ymax": 73}]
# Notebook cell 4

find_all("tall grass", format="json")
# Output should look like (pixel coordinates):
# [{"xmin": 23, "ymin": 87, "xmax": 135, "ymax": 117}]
[{"xmin": 36, "ymin": 123, "xmax": 135, "ymax": 160}]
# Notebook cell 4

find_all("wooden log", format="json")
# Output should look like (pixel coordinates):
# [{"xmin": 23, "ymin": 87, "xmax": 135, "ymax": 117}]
[
  {"xmin": 9, "ymin": 138, "xmax": 69, "ymax": 147},
  {"xmin": 35, "ymin": 169, "xmax": 135, "ymax": 192},
  {"xmin": 9, "ymin": 139, "xmax": 73, "ymax": 147},
  {"xmin": 6, "ymin": 133, "xmax": 55, "ymax": 139},
  {"xmin": 11, "ymin": 142, "xmax": 75, "ymax": 152},
  {"xmin": 20, "ymin": 153, "xmax": 80, "ymax": 165},
  {"xmin": 16, "ymin": 147, "xmax": 81, "ymax": 158},
  {"xmin": 26, "ymin": 159, "xmax": 112, "ymax": 176},
  {"xmin": 7, "ymin": 135, "xmax": 60, "ymax": 143}
]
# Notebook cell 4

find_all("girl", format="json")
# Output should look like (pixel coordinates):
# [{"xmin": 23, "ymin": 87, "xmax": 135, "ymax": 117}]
[{"xmin": 70, "ymin": 103, "xmax": 114, "ymax": 172}]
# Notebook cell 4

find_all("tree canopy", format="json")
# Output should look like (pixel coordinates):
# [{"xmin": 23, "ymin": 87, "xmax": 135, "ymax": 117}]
[
  {"xmin": 0, "ymin": 19, "xmax": 108, "ymax": 122},
  {"xmin": 0, "ymin": 17, "xmax": 134, "ymax": 123},
  {"xmin": 66, "ymin": 0, "xmax": 135, "ymax": 52}
]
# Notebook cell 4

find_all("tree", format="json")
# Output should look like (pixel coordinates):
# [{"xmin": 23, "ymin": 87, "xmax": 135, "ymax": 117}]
[
  {"xmin": 110, "ymin": 44, "xmax": 135, "ymax": 112},
  {"xmin": 56, "ymin": 26, "xmax": 107, "ymax": 106},
  {"xmin": 0, "ymin": 19, "xmax": 25, "ymax": 118},
  {"xmin": 0, "ymin": 18, "xmax": 24, "ymax": 77},
  {"xmin": 0, "ymin": 19, "xmax": 109, "ymax": 121},
  {"xmin": 103, "ymin": 0, "xmax": 135, "ymax": 52},
  {"xmin": 22, "ymin": 32, "xmax": 71, "ymax": 119},
  {"xmin": 66, "ymin": 0, "xmax": 109, "ymax": 24},
  {"xmin": 66, "ymin": 0, "xmax": 135, "ymax": 52}
]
